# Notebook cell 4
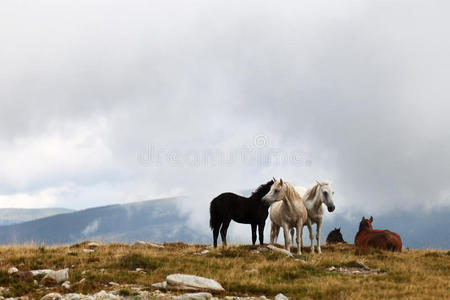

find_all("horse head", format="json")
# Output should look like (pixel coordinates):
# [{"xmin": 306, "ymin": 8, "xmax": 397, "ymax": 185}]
[
  {"xmin": 262, "ymin": 178, "xmax": 288, "ymax": 205},
  {"xmin": 316, "ymin": 181, "xmax": 336, "ymax": 212},
  {"xmin": 359, "ymin": 216, "xmax": 374, "ymax": 232}
]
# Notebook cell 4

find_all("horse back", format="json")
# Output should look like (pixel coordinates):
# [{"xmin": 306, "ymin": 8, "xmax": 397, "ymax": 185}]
[
  {"xmin": 356, "ymin": 229, "xmax": 402, "ymax": 252},
  {"xmin": 210, "ymin": 192, "xmax": 267, "ymax": 224}
]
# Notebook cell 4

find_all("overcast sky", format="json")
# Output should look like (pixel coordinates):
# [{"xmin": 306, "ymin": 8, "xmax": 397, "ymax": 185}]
[{"xmin": 1, "ymin": 0, "xmax": 449, "ymax": 232}]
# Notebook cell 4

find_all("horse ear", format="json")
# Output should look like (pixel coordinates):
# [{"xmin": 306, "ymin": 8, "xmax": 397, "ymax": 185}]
[
  {"xmin": 338, "ymin": 227, "xmax": 341, "ymax": 231},
  {"xmin": 316, "ymin": 180, "xmax": 321, "ymax": 186},
  {"xmin": 272, "ymin": 177, "xmax": 276, "ymax": 182},
  {"xmin": 369, "ymin": 216, "xmax": 373, "ymax": 223},
  {"xmin": 280, "ymin": 179, "xmax": 283, "ymax": 185}
]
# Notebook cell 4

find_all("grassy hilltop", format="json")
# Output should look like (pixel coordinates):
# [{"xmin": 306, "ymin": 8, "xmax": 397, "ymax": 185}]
[{"xmin": 0, "ymin": 242, "xmax": 448, "ymax": 299}]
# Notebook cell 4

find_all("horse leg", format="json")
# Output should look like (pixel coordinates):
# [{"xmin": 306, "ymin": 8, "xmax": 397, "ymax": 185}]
[
  {"xmin": 316, "ymin": 220, "xmax": 322, "ymax": 254},
  {"xmin": 251, "ymin": 223, "xmax": 257, "ymax": 245},
  {"xmin": 213, "ymin": 222, "xmax": 221, "ymax": 248},
  {"xmin": 282, "ymin": 223, "xmax": 291, "ymax": 252},
  {"xmin": 290, "ymin": 228, "xmax": 295, "ymax": 247},
  {"xmin": 306, "ymin": 219, "xmax": 314, "ymax": 254},
  {"xmin": 258, "ymin": 222, "xmax": 265, "ymax": 245},
  {"xmin": 220, "ymin": 218, "xmax": 231, "ymax": 247},
  {"xmin": 274, "ymin": 225, "xmax": 280, "ymax": 244},
  {"xmin": 270, "ymin": 223, "xmax": 279, "ymax": 244},
  {"xmin": 296, "ymin": 222, "xmax": 302, "ymax": 255}
]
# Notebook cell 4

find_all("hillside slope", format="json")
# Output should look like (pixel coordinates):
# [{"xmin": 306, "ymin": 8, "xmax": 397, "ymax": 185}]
[
  {"xmin": 0, "ymin": 208, "xmax": 75, "ymax": 226},
  {"xmin": 0, "ymin": 198, "xmax": 209, "ymax": 245}
]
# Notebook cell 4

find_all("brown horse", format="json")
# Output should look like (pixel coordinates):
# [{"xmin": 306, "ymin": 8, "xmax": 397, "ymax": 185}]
[{"xmin": 354, "ymin": 216, "xmax": 402, "ymax": 252}]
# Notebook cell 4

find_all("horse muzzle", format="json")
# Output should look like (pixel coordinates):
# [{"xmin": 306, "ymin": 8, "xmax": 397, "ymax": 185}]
[{"xmin": 328, "ymin": 205, "xmax": 335, "ymax": 212}]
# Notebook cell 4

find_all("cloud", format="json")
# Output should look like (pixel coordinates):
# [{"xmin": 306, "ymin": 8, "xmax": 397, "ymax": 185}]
[
  {"xmin": 82, "ymin": 219, "xmax": 100, "ymax": 236},
  {"xmin": 0, "ymin": 0, "xmax": 449, "ymax": 241}
]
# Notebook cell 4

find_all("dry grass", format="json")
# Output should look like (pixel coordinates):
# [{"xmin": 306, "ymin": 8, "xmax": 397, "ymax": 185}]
[{"xmin": 0, "ymin": 242, "xmax": 448, "ymax": 299}]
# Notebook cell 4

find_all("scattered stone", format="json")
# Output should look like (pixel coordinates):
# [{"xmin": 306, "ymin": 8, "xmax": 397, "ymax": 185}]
[
  {"xmin": 165, "ymin": 274, "xmax": 225, "ymax": 292},
  {"xmin": 152, "ymin": 281, "xmax": 168, "ymax": 289},
  {"xmin": 133, "ymin": 240, "xmax": 148, "ymax": 247},
  {"xmin": 82, "ymin": 249, "xmax": 95, "ymax": 253},
  {"xmin": 109, "ymin": 282, "xmax": 120, "ymax": 286},
  {"xmin": 62, "ymin": 281, "xmax": 71, "ymax": 289},
  {"xmin": 200, "ymin": 250, "xmax": 209, "ymax": 255},
  {"xmin": 94, "ymin": 290, "xmax": 120, "ymax": 300},
  {"xmin": 136, "ymin": 268, "xmax": 144, "ymax": 272},
  {"xmin": 88, "ymin": 242, "xmax": 100, "ymax": 249},
  {"xmin": 41, "ymin": 268, "xmax": 69, "ymax": 285},
  {"xmin": 267, "ymin": 245, "xmax": 293, "ymax": 257},
  {"xmin": 274, "ymin": 293, "xmax": 289, "ymax": 300},
  {"xmin": 41, "ymin": 292, "xmax": 63, "ymax": 300},
  {"xmin": 325, "ymin": 264, "xmax": 381, "ymax": 275},
  {"xmin": 8, "ymin": 267, "xmax": 18, "ymax": 274},
  {"xmin": 31, "ymin": 269, "xmax": 53, "ymax": 276},
  {"xmin": 173, "ymin": 292, "xmax": 213, "ymax": 300},
  {"xmin": 148, "ymin": 243, "xmax": 165, "ymax": 248},
  {"xmin": 78, "ymin": 278, "xmax": 86, "ymax": 284},
  {"xmin": 65, "ymin": 293, "xmax": 82, "ymax": 300},
  {"xmin": 355, "ymin": 261, "xmax": 371, "ymax": 271}
]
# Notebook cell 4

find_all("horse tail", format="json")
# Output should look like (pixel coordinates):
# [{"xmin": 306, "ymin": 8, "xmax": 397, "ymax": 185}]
[{"xmin": 209, "ymin": 198, "xmax": 222, "ymax": 230}]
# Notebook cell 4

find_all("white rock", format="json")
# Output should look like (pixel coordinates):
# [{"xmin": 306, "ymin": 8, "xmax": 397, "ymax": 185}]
[
  {"xmin": 173, "ymin": 292, "xmax": 213, "ymax": 300},
  {"xmin": 108, "ymin": 282, "xmax": 120, "ymax": 286},
  {"xmin": 65, "ymin": 293, "xmax": 82, "ymax": 300},
  {"xmin": 88, "ymin": 242, "xmax": 100, "ymax": 249},
  {"xmin": 200, "ymin": 250, "xmax": 209, "ymax": 255},
  {"xmin": 94, "ymin": 290, "xmax": 120, "ymax": 300},
  {"xmin": 83, "ymin": 249, "xmax": 95, "ymax": 253},
  {"xmin": 62, "ymin": 281, "xmax": 71, "ymax": 289},
  {"xmin": 133, "ymin": 241, "xmax": 148, "ymax": 246},
  {"xmin": 326, "ymin": 266, "xmax": 336, "ymax": 272},
  {"xmin": 148, "ymin": 243, "xmax": 164, "ymax": 248},
  {"xmin": 31, "ymin": 269, "xmax": 53, "ymax": 276},
  {"xmin": 355, "ymin": 261, "xmax": 371, "ymax": 271},
  {"xmin": 42, "ymin": 268, "xmax": 69, "ymax": 284},
  {"xmin": 151, "ymin": 281, "xmax": 168, "ymax": 289},
  {"xmin": 274, "ymin": 293, "xmax": 288, "ymax": 300},
  {"xmin": 267, "ymin": 245, "xmax": 293, "ymax": 257},
  {"xmin": 166, "ymin": 274, "xmax": 225, "ymax": 292},
  {"xmin": 244, "ymin": 269, "xmax": 258, "ymax": 274},
  {"xmin": 41, "ymin": 292, "xmax": 63, "ymax": 300},
  {"xmin": 7, "ymin": 267, "xmax": 18, "ymax": 274},
  {"xmin": 78, "ymin": 278, "xmax": 86, "ymax": 284}
]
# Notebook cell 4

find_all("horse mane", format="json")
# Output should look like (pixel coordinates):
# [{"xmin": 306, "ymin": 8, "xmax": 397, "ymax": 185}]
[
  {"xmin": 250, "ymin": 180, "xmax": 274, "ymax": 199},
  {"xmin": 284, "ymin": 182, "xmax": 302, "ymax": 201},
  {"xmin": 303, "ymin": 181, "xmax": 330, "ymax": 201}
]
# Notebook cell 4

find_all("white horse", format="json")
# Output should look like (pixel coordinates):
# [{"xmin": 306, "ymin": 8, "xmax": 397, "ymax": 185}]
[
  {"xmin": 262, "ymin": 179, "xmax": 308, "ymax": 254},
  {"xmin": 290, "ymin": 182, "xmax": 335, "ymax": 254}
]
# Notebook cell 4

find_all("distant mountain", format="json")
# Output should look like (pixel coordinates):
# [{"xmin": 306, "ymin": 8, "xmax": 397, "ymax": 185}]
[
  {"xmin": 0, "ymin": 198, "xmax": 209, "ymax": 245},
  {"xmin": 0, "ymin": 208, "xmax": 75, "ymax": 226},
  {"xmin": 0, "ymin": 198, "xmax": 448, "ymax": 249}
]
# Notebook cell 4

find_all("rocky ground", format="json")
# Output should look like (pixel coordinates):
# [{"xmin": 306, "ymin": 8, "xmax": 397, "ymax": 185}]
[{"xmin": 0, "ymin": 242, "xmax": 448, "ymax": 299}]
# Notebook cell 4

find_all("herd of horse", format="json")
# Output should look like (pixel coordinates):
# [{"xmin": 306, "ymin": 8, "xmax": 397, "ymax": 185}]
[{"xmin": 209, "ymin": 178, "xmax": 402, "ymax": 253}]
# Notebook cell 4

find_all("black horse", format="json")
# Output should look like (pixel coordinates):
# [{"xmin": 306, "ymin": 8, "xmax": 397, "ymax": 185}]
[
  {"xmin": 326, "ymin": 227, "xmax": 346, "ymax": 244},
  {"xmin": 209, "ymin": 180, "xmax": 274, "ymax": 248}
]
